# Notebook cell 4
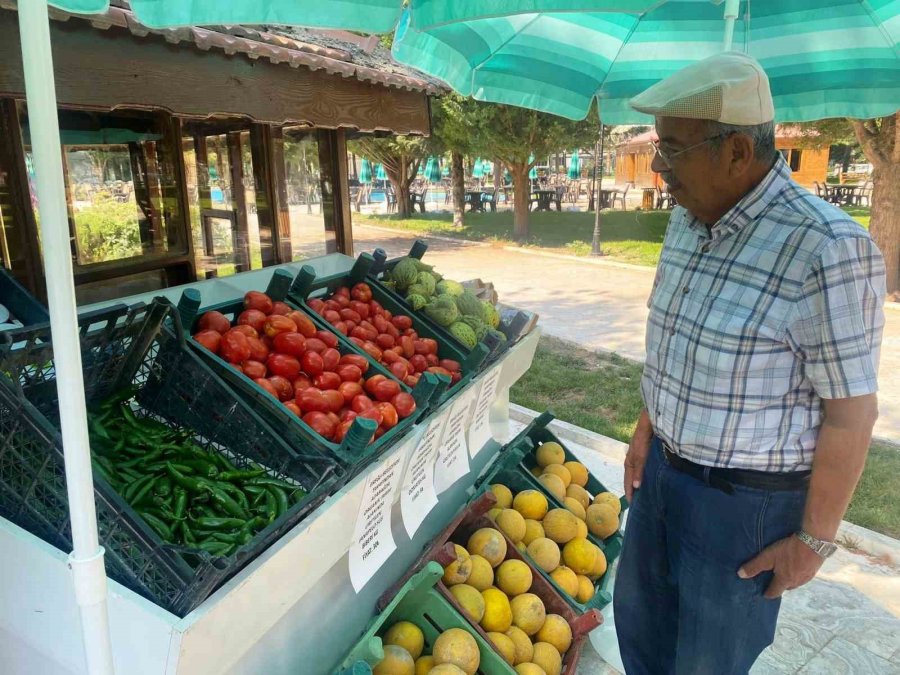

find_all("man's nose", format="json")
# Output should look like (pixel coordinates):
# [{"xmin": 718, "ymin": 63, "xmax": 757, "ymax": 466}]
[{"xmin": 651, "ymin": 151, "xmax": 667, "ymax": 174}]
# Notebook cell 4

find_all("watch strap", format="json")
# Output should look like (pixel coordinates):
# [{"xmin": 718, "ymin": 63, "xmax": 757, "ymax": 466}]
[{"xmin": 796, "ymin": 530, "xmax": 837, "ymax": 558}]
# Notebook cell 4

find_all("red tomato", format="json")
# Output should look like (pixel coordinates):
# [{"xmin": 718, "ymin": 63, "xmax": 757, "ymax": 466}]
[
  {"xmin": 283, "ymin": 401, "xmax": 302, "ymax": 417},
  {"xmin": 373, "ymin": 315, "xmax": 390, "ymax": 334},
  {"xmin": 425, "ymin": 354, "xmax": 439, "ymax": 367},
  {"xmin": 272, "ymin": 332, "xmax": 306, "ymax": 358},
  {"xmin": 358, "ymin": 406, "xmax": 383, "ymax": 427},
  {"xmin": 381, "ymin": 349, "xmax": 401, "ymax": 365},
  {"xmin": 340, "ymin": 308, "xmax": 362, "ymax": 324},
  {"xmin": 451, "ymin": 371, "xmax": 462, "ymax": 384},
  {"xmin": 422, "ymin": 339, "xmax": 439, "ymax": 355},
  {"xmin": 374, "ymin": 426, "xmax": 386, "ymax": 440},
  {"xmin": 409, "ymin": 354, "xmax": 428, "ymax": 373},
  {"xmin": 335, "ymin": 286, "xmax": 350, "ymax": 298},
  {"xmin": 440, "ymin": 359, "xmax": 462, "ymax": 373},
  {"xmin": 242, "ymin": 360, "xmax": 267, "ymax": 379},
  {"xmin": 220, "ymin": 330, "xmax": 251, "ymax": 364},
  {"xmin": 229, "ymin": 324, "xmax": 258, "ymax": 339},
  {"xmin": 351, "ymin": 394, "xmax": 375, "ymax": 413},
  {"xmin": 304, "ymin": 338, "xmax": 327, "ymax": 354},
  {"xmin": 268, "ymin": 375, "xmax": 294, "ymax": 401},
  {"xmin": 375, "ymin": 333, "xmax": 395, "ymax": 350},
  {"xmin": 370, "ymin": 299, "xmax": 384, "ymax": 315},
  {"xmin": 338, "ymin": 381, "xmax": 363, "ymax": 404},
  {"xmin": 321, "ymin": 348, "xmax": 341, "ymax": 371},
  {"xmin": 264, "ymin": 315, "xmax": 297, "ymax": 338},
  {"xmin": 427, "ymin": 366, "xmax": 453, "ymax": 378},
  {"xmin": 316, "ymin": 331, "xmax": 339, "ymax": 349},
  {"xmin": 349, "ymin": 336, "xmax": 366, "ymax": 348},
  {"xmin": 270, "ymin": 301, "xmax": 292, "ymax": 316},
  {"xmin": 340, "ymin": 408, "xmax": 358, "ymax": 423},
  {"xmin": 391, "ymin": 392, "xmax": 417, "ymax": 419},
  {"xmin": 247, "ymin": 336, "xmax": 270, "ymax": 362},
  {"xmin": 339, "ymin": 354, "xmax": 370, "ymax": 373},
  {"xmin": 198, "ymin": 311, "xmax": 231, "ymax": 334},
  {"xmin": 404, "ymin": 374, "xmax": 421, "ymax": 387},
  {"xmin": 372, "ymin": 379, "xmax": 401, "ymax": 402},
  {"xmin": 303, "ymin": 411, "xmax": 336, "ymax": 440},
  {"xmin": 377, "ymin": 402, "xmax": 399, "ymax": 429},
  {"xmin": 334, "ymin": 295, "xmax": 350, "ymax": 309},
  {"xmin": 314, "ymin": 372, "xmax": 342, "ymax": 390},
  {"xmin": 334, "ymin": 419, "xmax": 354, "ymax": 443},
  {"xmin": 193, "ymin": 330, "xmax": 221, "ymax": 354},
  {"xmin": 326, "ymin": 411, "xmax": 340, "ymax": 426},
  {"xmin": 350, "ymin": 301, "xmax": 370, "ymax": 319},
  {"xmin": 293, "ymin": 375, "xmax": 312, "ymax": 392},
  {"xmin": 254, "ymin": 377, "xmax": 279, "ymax": 399},
  {"xmin": 361, "ymin": 341, "xmax": 383, "ymax": 362},
  {"xmin": 244, "ymin": 291, "xmax": 273, "ymax": 314},
  {"xmin": 301, "ymin": 351, "xmax": 324, "ymax": 377},
  {"xmin": 324, "ymin": 310, "xmax": 341, "ymax": 324},
  {"xmin": 296, "ymin": 387, "xmax": 329, "ymax": 413},
  {"xmin": 267, "ymin": 353, "xmax": 301, "ymax": 381},
  {"xmin": 287, "ymin": 311, "xmax": 317, "ymax": 338},
  {"xmin": 322, "ymin": 389, "xmax": 345, "ymax": 414},
  {"xmin": 389, "ymin": 360, "xmax": 409, "ymax": 381},
  {"xmin": 391, "ymin": 315, "xmax": 413, "ymax": 331},
  {"xmin": 399, "ymin": 336, "xmax": 415, "ymax": 359},
  {"xmin": 333, "ymin": 321, "xmax": 349, "ymax": 336},
  {"xmin": 385, "ymin": 323, "xmax": 400, "ymax": 339},
  {"xmin": 238, "ymin": 309, "xmax": 267, "ymax": 333},
  {"xmin": 364, "ymin": 374, "xmax": 386, "ymax": 397},
  {"xmin": 350, "ymin": 326, "xmax": 376, "ymax": 342},
  {"xmin": 336, "ymin": 364, "xmax": 363, "ymax": 382},
  {"xmin": 307, "ymin": 298, "xmax": 325, "ymax": 314},
  {"xmin": 351, "ymin": 282, "xmax": 372, "ymax": 302}
]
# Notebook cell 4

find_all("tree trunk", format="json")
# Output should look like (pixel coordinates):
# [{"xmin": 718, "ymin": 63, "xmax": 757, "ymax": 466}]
[
  {"xmin": 386, "ymin": 163, "xmax": 412, "ymax": 218},
  {"xmin": 510, "ymin": 162, "xmax": 531, "ymax": 240},
  {"xmin": 493, "ymin": 159, "xmax": 503, "ymax": 193},
  {"xmin": 869, "ymin": 162, "xmax": 900, "ymax": 297},
  {"xmin": 451, "ymin": 151, "xmax": 465, "ymax": 227}
]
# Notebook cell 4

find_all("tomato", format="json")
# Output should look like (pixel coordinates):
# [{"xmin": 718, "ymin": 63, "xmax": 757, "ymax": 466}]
[
  {"xmin": 340, "ymin": 408, "xmax": 358, "ymax": 423},
  {"xmin": 373, "ymin": 315, "xmax": 390, "ymax": 334},
  {"xmin": 322, "ymin": 389, "xmax": 345, "ymax": 414},
  {"xmin": 425, "ymin": 354, "xmax": 439, "ymax": 367},
  {"xmin": 358, "ymin": 406, "xmax": 383, "ymax": 427},
  {"xmin": 370, "ymin": 299, "xmax": 384, "ymax": 315},
  {"xmin": 268, "ymin": 375, "xmax": 294, "ymax": 401},
  {"xmin": 306, "ymin": 298, "xmax": 325, "ymax": 313},
  {"xmin": 351, "ymin": 282, "xmax": 372, "ymax": 302},
  {"xmin": 316, "ymin": 331, "xmax": 339, "ymax": 349},
  {"xmin": 360, "ymin": 341, "xmax": 383, "ymax": 362},
  {"xmin": 422, "ymin": 338, "xmax": 439, "ymax": 355},
  {"xmin": 333, "ymin": 321, "xmax": 349, "ymax": 336},
  {"xmin": 398, "ymin": 335, "xmax": 415, "ymax": 359},
  {"xmin": 344, "ymin": 320, "xmax": 357, "ymax": 333},
  {"xmin": 409, "ymin": 354, "xmax": 428, "ymax": 373},
  {"xmin": 301, "ymin": 351, "xmax": 324, "ymax": 377},
  {"xmin": 244, "ymin": 291, "xmax": 274, "ymax": 314},
  {"xmin": 241, "ymin": 360, "xmax": 267, "ymax": 379},
  {"xmin": 264, "ymin": 315, "xmax": 297, "ymax": 338},
  {"xmin": 267, "ymin": 353, "xmax": 301, "ymax": 381},
  {"xmin": 338, "ymin": 381, "xmax": 363, "ymax": 404},
  {"xmin": 451, "ymin": 371, "xmax": 462, "ymax": 384},
  {"xmin": 268, "ymin": 301, "xmax": 289, "ymax": 316},
  {"xmin": 336, "ymin": 364, "xmax": 363, "ymax": 383},
  {"xmin": 193, "ymin": 330, "xmax": 221, "ymax": 354},
  {"xmin": 385, "ymin": 323, "xmax": 400, "ymax": 340},
  {"xmin": 296, "ymin": 387, "xmax": 329, "ymax": 413},
  {"xmin": 334, "ymin": 419, "xmax": 354, "ymax": 443},
  {"xmin": 381, "ymin": 349, "xmax": 401, "ymax": 365},
  {"xmin": 375, "ymin": 333, "xmax": 395, "ymax": 350},
  {"xmin": 303, "ymin": 411, "xmax": 336, "ymax": 440},
  {"xmin": 440, "ymin": 359, "xmax": 462, "ymax": 373},
  {"xmin": 314, "ymin": 371, "xmax": 341, "ymax": 390},
  {"xmin": 373, "ymin": 426, "xmax": 386, "ymax": 440},
  {"xmin": 404, "ymin": 329, "xmax": 418, "ymax": 339},
  {"xmin": 350, "ymin": 301, "xmax": 370, "ymax": 319},
  {"xmin": 228, "ymin": 324, "xmax": 257, "ymax": 339},
  {"xmin": 293, "ymin": 375, "xmax": 312, "ymax": 392},
  {"xmin": 247, "ymin": 336, "xmax": 270, "ymax": 362},
  {"xmin": 254, "ymin": 377, "xmax": 279, "ymax": 399},
  {"xmin": 339, "ymin": 354, "xmax": 370, "ymax": 373},
  {"xmin": 304, "ymin": 338, "xmax": 327, "ymax": 354},
  {"xmin": 426, "ymin": 366, "xmax": 453, "ymax": 378},
  {"xmin": 391, "ymin": 392, "xmax": 417, "ymax": 419},
  {"xmin": 287, "ymin": 311, "xmax": 317, "ymax": 338},
  {"xmin": 351, "ymin": 394, "xmax": 375, "ymax": 413},
  {"xmin": 238, "ymin": 309, "xmax": 267, "ymax": 333},
  {"xmin": 324, "ymin": 310, "xmax": 341, "ymax": 324},
  {"xmin": 272, "ymin": 332, "xmax": 306, "ymax": 358},
  {"xmin": 335, "ymin": 286, "xmax": 350, "ymax": 298},
  {"xmin": 220, "ymin": 330, "xmax": 251, "ymax": 364},
  {"xmin": 372, "ymin": 378, "xmax": 401, "ymax": 402},
  {"xmin": 404, "ymin": 374, "xmax": 420, "ymax": 387},
  {"xmin": 391, "ymin": 315, "xmax": 413, "ymax": 331},
  {"xmin": 339, "ymin": 308, "xmax": 362, "ymax": 324},
  {"xmin": 377, "ymin": 402, "xmax": 399, "ymax": 429},
  {"xmin": 198, "ymin": 311, "xmax": 231, "ymax": 334},
  {"xmin": 349, "ymin": 336, "xmax": 366, "ymax": 348},
  {"xmin": 334, "ymin": 295, "xmax": 350, "ymax": 309},
  {"xmin": 283, "ymin": 401, "xmax": 302, "ymax": 417},
  {"xmin": 389, "ymin": 360, "xmax": 409, "ymax": 381},
  {"xmin": 364, "ymin": 374, "xmax": 386, "ymax": 397},
  {"xmin": 350, "ymin": 326, "xmax": 376, "ymax": 342},
  {"xmin": 321, "ymin": 348, "xmax": 341, "ymax": 371}
]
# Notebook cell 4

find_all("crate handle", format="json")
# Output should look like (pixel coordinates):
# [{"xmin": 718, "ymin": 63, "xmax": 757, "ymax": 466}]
[
  {"xmin": 503, "ymin": 310, "xmax": 531, "ymax": 343},
  {"xmin": 176, "ymin": 289, "xmax": 201, "ymax": 332},
  {"xmin": 426, "ymin": 371, "xmax": 451, "ymax": 407},
  {"xmin": 534, "ymin": 410, "xmax": 556, "ymax": 429},
  {"xmin": 408, "ymin": 240, "xmax": 428, "ymax": 260},
  {"xmin": 433, "ymin": 541, "xmax": 457, "ymax": 567},
  {"xmin": 370, "ymin": 248, "xmax": 387, "ymax": 275},
  {"xmin": 411, "ymin": 371, "xmax": 441, "ymax": 409},
  {"xmin": 462, "ymin": 342, "xmax": 489, "ymax": 371},
  {"xmin": 111, "ymin": 299, "xmax": 172, "ymax": 393},
  {"xmin": 480, "ymin": 331, "xmax": 501, "ymax": 355},
  {"xmin": 265, "ymin": 269, "xmax": 293, "ymax": 302},
  {"xmin": 468, "ymin": 490, "xmax": 497, "ymax": 520},
  {"xmin": 338, "ymin": 416, "xmax": 378, "ymax": 460},
  {"xmin": 289, "ymin": 265, "xmax": 316, "ymax": 299},
  {"xmin": 571, "ymin": 609, "xmax": 603, "ymax": 638},
  {"xmin": 349, "ymin": 253, "xmax": 375, "ymax": 284}
]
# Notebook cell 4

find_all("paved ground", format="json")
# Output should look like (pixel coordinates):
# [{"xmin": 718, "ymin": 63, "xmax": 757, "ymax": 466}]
[{"xmin": 353, "ymin": 225, "xmax": 900, "ymax": 444}]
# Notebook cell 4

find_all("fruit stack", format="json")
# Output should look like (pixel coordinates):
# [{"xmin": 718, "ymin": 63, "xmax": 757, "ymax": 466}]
[{"xmin": 374, "ymin": 620, "xmax": 481, "ymax": 675}]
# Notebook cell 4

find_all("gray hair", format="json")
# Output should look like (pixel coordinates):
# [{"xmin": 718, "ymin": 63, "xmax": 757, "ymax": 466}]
[{"xmin": 706, "ymin": 120, "xmax": 777, "ymax": 164}]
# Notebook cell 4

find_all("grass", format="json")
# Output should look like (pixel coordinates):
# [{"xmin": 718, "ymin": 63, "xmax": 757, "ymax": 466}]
[
  {"xmin": 510, "ymin": 336, "xmax": 900, "ymax": 540},
  {"xmin": 358, "ymin": 205, "xmax": 872, "ymax": 268}
]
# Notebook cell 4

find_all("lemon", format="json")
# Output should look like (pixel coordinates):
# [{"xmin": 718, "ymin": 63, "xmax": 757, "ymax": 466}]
[
  {"xmin": 490, "ymin": 484, "xmax": 513, "ymax": 509},
  {"xmin": 513, "ymin": 490, "xmax": 549, "ymax": 521},
  {"xmin": 522, "ymin": 519, "xmax": 545, "ymax": 546},
  {"xmin": 510, "ymin": 592, "xmax": 547, "ymax": 636},
  {"xmin": 487, "ymin": 631, "xmax": 517, "ymax": 666},
  {"xmin": 565, "ymin": 484, "xmax": 591, "ymax": 511},
  {"xmin": 575, "ymin": 574, "xmax": 596, "ymax": 603},
  {"xmin": 562, "ymin": 538, "xmax": 597, "ymax": 575},
  {"xmin": 575, "ymin": 518, "xmax": 588, "ymax": 540},
  {"xmin": 563, "ymin": 497, "xmax": 586, "ymax": 521},
  {"xmin": 488, "ymin": 507, "xmax": 503, "ymax": 521},
  {"xmin": 532, "ymin": 642, "xmax": 562, "ymax": 675},
  {"xmin": 542, "ymin": 509, "xmax": 579, "ymax": 544},
  {"xmin": 466, "ymin": 554, "xmax": 494, "ymax": 591},
  {"xmin": 526, "ymin": 537, "xmax": 561, "ymax": 573},
  {"xmin": 450, "ymin": 584, "xmax": 486, "ymax": 623},
  {"xmin": 549, "ymin": 566, "xmax": 579, "ymax": 597},
  {"xmin": 537, "ymin": 473, "xmax": 566, "ymax": 502},
  {"xmin": 428, "ymin": 666, "xmax": 467, "ymax": 675},
  {"xmin": 514, "ymin": 665, "xmax": 547, "ymax": 675},
  {"xmin": 587, "ymin": 546, "xmax": 608, "ymax": 581},
  {"xmin": 443, "ymin": 544, "xmax": 472, "ymax": 586},
  {"xmin": 564, "ymin": 461, "xmax": 589, "ymax": 487},
  {"xmin": 467, "ymin": 528, "xmax": 508, "ymax": 568},
  {"xmin": 505, "ymin": 625, "xmax": 534, "ymax": 665},
  {"xmin": 592, "ymin": 491, "xmax": 622, "ymax": 516},
  {"xmin": 496, "ymin": 559, "xmax": 533, "ymax": 597},
  {"xmin": 415, "ymin": 655, "xmax": 435, "ymax": 675},
  {"xmin": 433, "ymin": 628, "xmax": 480, "ymax": 675},
  {"xmin": 535, "ymin": 441, "xmax": 565, "ymax": 468},
  {"xmin": 535, "ymin": 614, "xmax": 572, "ymax": 655},
  {"xmin": 480, "ymin": 588, "xmax": 513, "ymax": 632},
  {"xmin": 496, "ymin": 509, "xmax": 527, "ymax": 543},
  {"xmin": 541, "ymin": 464, "xmax": 571, "ymax": 488},
  {"xmin": 384, "ymin": 620, "xmax": 425, "ymax": 659},
  {"xmin": 374, "ymin": 644, "xmax": 415, "ymax": 675},
  {"xmin": 585, "ymin": 503, "xmax": 619, "ymax": 539}
]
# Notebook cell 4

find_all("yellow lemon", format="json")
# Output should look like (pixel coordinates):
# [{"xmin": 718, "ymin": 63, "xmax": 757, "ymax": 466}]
[
  {"xmin": 466, "ymin": 554, "xmax": 494, "ymax": 591},
  {"xmin": 535, "ymin": 615, "xmax": 572, "ymax": 655},
  {"xmin": 549, "ymin": 566, "xmax": 579, "ymax": 597},
  {"xmin": 563, "ymin": 497, "xmax": 586, "ymax": 521},
  {"xmin": 467, "ymin": 528, "xmax": 508, "ymax": 568},
  {"xmin": 564, "ymin": 461, "xmax": 589, "ymax": 488},
  {"xmin": 530, "ymin": 466, "xmax": 543, "ymax": 478},
  {"xmin": 428, "ymin": 666, "xmax": 467, "ymax": 675},
  {"xmin": 537, "ymin": 473, "xmax": 566, "ymax": 502},
  {"xmin": 535, "ymin": 441, "xmax": 565, "ymax": 468},
  {"xmin": 592, "ymin": 491, "xmax": 622, "ymax": 516},
  {"xmin": 496, "ymin": 509, "xmax": 527, "ymax": 543},
  {"xmin": 415, "ymin": 655, "xmax": 435, "ymax": 675},
  {"xmin": 522, "ymin": 519, "xmax": 545, "ymax": 546},
  {"xmin": 432, "ymin": 628, "xmax": 480, "ymax": 675},
  {"xmin": 374, "ymin": 644, "xmax": 415, "ymax": 675},
  {"xmin": 585, "ymin": 503, "xmax": 619, "ymax": 540},
  {"xmin": 480, "ymin": 588, "xmax": 513, "ymax": 632},
  {"xmin": 575, "ymin": 518, "xmax": 588, "ymax": 540},
  {"xmin": 562, "ymin": 538, "xmax": 597, "ymax": 576},
  {"xmin": 449, "ymin": 584, "xmax": 486, "ymax": 623},
  {"xmin": 509, "ymin": 592, "xmax": 547, "ymax": 636},
  {"xmin": 496, "ymin": 559, "xmax": 533, "ymax": 597},
  {"xmin": 488, "ymin": 507, "xmax": 503, "ymax": 521},
  {"xmin": 565, "ymin": 484, "xmax": 591, "ymax": 511},
  {"xmin": 384, "ymin": 620, "xmax": 425, "ymax": 659},
  {"xmin": 526, "ymin": 537, "xmax": 561, "ymax": 573},
  {"xmin": 575, "ymin": 574, "xmax": 596, "ymax": 603},
  {"xmin": 513, "ymin": 490, "xmax": 549, "ymax": 521},
  {"xmin": 505, "ymin": 626, "xmax": 534, "ymax": 665},
  {"xmin": 541, "ymin": 464, "xmax": 571, "ymax": 488},
  {"xmin": 542, "ymin": 509, "xmax": 578, "ymax": 544},
  {"xmin": 442, "ymin": 544, "xmax": 472, "ymax": 586},
  {"xmin": 487, "ymin": 632, "xmax": 517, "ymax": 666},
  {"xmin": 514, "ymin": 665, "xmax": 547, "ymax": 675},
  {"xmin": 587, "ymin": 547, "xmax": 608, "ymax": 581},
  {"xmin": 490, "ymin": 484, "xmax": 514, "ymax": 509},
  {"xmin": 531, "ymin": 642, "xmax": 562, "ymax": 675}
]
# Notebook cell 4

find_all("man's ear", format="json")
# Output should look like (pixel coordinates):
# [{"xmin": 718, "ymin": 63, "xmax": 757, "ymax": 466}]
[{"xmin": 728, "ymin": 133, "xmax": 756, "ymax": 177}]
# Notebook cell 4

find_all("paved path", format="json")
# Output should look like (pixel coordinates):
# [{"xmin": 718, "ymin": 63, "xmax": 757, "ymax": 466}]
[{"xmin": 354, "ymin": 225, "xmax": 900, "ymax": 443}]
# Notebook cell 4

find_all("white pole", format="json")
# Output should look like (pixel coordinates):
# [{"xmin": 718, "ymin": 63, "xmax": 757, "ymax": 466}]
[
  {"xmin": 722, "ymin": 0, "xmax": 740, "ymax": 51},
  {"xmin": 16, "ymin": 2, "xmax": 115, "ymax": 673}
]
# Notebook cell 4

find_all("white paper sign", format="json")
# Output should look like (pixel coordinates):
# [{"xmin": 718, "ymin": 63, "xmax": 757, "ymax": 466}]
[
  {"xmin": 434, "ymin": 388, "xmax": 476, "ymax": 495},
  {"xmin": 400, "ymin": 411, "xmax": 450, "ymax": 537},
  {"xmin": 467, "ymin": 364, "xmax": 503, "ymax": 456},
  {"xmin": 348, "ymin": 449, "xmax": 407, "ymax": 592}
]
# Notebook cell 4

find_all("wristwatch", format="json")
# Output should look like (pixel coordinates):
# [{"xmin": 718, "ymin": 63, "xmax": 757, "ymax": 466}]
[{"xmin": 796, "ymin": 530, "xmax": 838, "ymax": 558}]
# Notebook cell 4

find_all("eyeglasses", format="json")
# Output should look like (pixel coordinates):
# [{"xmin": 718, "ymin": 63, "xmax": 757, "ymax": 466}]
[{"xmin": 651, "ymin": 132, "xmax": 734, "ymax": 165}]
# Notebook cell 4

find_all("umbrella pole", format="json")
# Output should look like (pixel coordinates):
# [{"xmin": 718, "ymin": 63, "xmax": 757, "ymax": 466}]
[
  {"xmin": 17, "ymin": 2, "xmax": 115, "ymax": 673},
  {"xmin": 722, "ymin": 0, "xmax": 740, "ymax": 50},
  {"xmin": 591, "ymin": 127, "xmax": 605, "ymax": 256}
]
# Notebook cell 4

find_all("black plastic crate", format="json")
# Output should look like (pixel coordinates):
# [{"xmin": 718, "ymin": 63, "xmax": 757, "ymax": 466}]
[
  {"xmin": 0, "ymin": 300, "xmax": 340, "ymax": 617},
  {"xmin": 176, "ymin": 271, "xmax": 440, "ymax": 470},
  {"xmin": 288, "ymin": 254, "xmax": 489, "ymax": 409},
  {"xmin": 0, "ymin": 266, "xmax": 49, "ymax": 328}
]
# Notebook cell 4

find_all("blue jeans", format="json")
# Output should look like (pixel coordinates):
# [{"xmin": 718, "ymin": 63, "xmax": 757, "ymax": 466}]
[{"xmin": 614, "ymin": 438, "xmax": 807, "ymax": 674}]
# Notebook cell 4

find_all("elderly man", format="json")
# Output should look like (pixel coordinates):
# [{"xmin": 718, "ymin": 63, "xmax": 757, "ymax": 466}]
[{"xmin": 613, "ymin": 52, "xmax": 885, "ymax": 674}]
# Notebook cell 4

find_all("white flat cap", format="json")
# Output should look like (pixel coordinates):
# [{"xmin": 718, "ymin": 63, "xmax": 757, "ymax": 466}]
[{"xmin": 629, "ymin": 52, "xmax": 774, "ymax": 125}]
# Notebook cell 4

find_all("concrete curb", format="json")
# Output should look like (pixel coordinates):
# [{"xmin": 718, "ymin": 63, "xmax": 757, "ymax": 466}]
[
  {"xmin": 354, "ymin": 224, "xmax": 488, "ymax": 249},
  {"xmin": 509, "ymin": 403, "xmax": 900, "ymax": 565}
]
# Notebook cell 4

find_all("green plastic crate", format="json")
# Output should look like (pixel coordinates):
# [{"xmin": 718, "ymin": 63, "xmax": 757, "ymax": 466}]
[{"xmin": 336, "ymin": 561, "xmax": 511, "ymax": 675}]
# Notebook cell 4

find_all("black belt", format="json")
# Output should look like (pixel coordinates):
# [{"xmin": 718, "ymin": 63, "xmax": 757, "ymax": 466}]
[{"xmin": 661, "ymin": 443, "xmax": 810, "ymax": 495}]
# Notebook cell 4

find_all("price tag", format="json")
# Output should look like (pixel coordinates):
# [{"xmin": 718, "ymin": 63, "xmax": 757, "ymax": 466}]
[
  {"xmin": 400, "ymin": 410, "xmax": 450, "ymax": 537},
  {"xmin": 434, "ymin": 387, "xmax": 476, "ymax": 495},
  {"xmin": 348, "ymin": 448, "xmax": 407, "ymax": 592},
  {"xmin": 467, "ymin": 364, "xmax": 503, "ymax": 456}
]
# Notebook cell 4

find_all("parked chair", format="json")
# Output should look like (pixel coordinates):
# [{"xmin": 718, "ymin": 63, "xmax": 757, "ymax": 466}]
[
  {"xmin": 481, "ymin": 188, "xmax": 498, "ymax": 212},
  {"xmin": 655, "ymin": 185, "xmax": 675, "ymax": 210},
  {"xmin": 612, "ymin": 183, "xmax": 630, "ymax": 210},
  {"xmin": 813, "ymin": 181, "xmax": 826, "ymax": 199},
  {"xmin": 385, "ymin": 185, "xmax": 397, "ymax": 213},
  {"xmin": 855, "ymin": 181, "xmax": 873, "ymax": 207},
  {"xmin": 410, "ymin": 186, "xmax": 428, "ymax": 213}
]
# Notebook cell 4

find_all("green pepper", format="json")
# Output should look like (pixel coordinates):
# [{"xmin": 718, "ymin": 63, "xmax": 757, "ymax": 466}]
[
  {"xmin": 175, "ymin": 459, "xmax": 219, "ymax": 478},
  {"xmin": 263, "ymin": 489, "xmax": 278, "ymax": 522},
  {"xmin": 173, "ymin": 488, "xmax": 188, "ymax": 520},
  {"xmin": 209, "ymin": 530, "xmax": 246, "ymax": 544},
  {"xmin": 197, "ymin": 540, "xmax": 232, "ymax": 556},
  {"xmin": 91, "ymin": 459, "xmax": 117, "ymax": 486},
  {"xmin": 140, "ymin": 512, "xmax": 174, "ymax": 542},
  {"xmin": 179, "ymin": 521, "xmax": 196, "ymax": 546},
  {"xmin": 123, "ymin": 474, "xmax": 155, "ymax": 503},
  {"xmin": 216, "ymin": 469, "xmax": 266, "ymax": 482},
  {"xmin": 246, "ymin": 477, "xmax": 302, "ymax": 492},
  {"xmin": 208, "ymin": 486, "xmax": 248, "ymax": 519},
  {"xmin": 167, "ymin": 462, "xmax": 208, "ymax": 493},
  {"xmin": 212, "ymin": 453, "xmax": 238, "ymax": 472},
  {"xmin": 267, "ymin": 486, "xmax": 288, "ymax": 520},
  {"xmin": 153, "ymin": 476, "xmax": 173, "ymax": 498},
  {"xmin": 89, "ymin": 418, "xmax": 111, "ymax": 441},
  {"xmin": 130, "ymin": 476, "xmax": 160, "ymax": 508},
  {"xmin": 217, "ymin": 482, "xmax": 250, "ymax": 512},
  {"xmin": 192, "ymin": 516, "xmax": 246, "ymax": 530}
]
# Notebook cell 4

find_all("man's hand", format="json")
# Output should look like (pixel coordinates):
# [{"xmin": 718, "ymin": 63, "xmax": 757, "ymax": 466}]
[
  {"xmin": 624, "ymin": 409, "xmax": 654, "ymax": 502},
  {"xmin": 738, "ymin": 536, "xmax": 825, "ymax": 598}
]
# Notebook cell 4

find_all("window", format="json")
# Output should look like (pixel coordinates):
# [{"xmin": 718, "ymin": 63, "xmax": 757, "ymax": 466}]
[
  {"xmin": 780, "ymin": 148, "xmax": 802, "ymax": 172},
  {"xmin": 281, "ymin": 128, "xmax": 333, "ymax": 259}
]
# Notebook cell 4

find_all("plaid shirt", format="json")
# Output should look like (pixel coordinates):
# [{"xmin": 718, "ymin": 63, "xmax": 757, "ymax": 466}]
[{"xmin": 642, "ymin": 157, "xmax": 885, "ymax": 472}]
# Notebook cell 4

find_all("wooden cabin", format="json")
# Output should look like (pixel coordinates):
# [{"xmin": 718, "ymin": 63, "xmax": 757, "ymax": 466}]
[
  {"xmin": 0, "ymin": 1, "xmax": 440, "ymax": 304},
  {"xmin": 614, "ymin": 126, "xmax": 829, "ymax": 189}
]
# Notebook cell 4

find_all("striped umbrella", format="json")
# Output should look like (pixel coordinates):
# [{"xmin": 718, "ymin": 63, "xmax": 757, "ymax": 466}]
[
  {"xmin": 358, "ymin": 158, "xmax": 373, "ymax": 184},
  {"xmin": 568, "ymin": 151, "xmax": 581, "ymax": 180},
  {"xmin": 424, "ymin": 156, "xmax": 442, "ymax": 182}
]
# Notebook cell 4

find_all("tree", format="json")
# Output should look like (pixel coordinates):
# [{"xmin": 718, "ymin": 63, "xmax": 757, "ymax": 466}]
[
  {"xmin": 351, "ymin": 135, "xmax": 429, "ymax": 218},
  {"xmin": 431, "ymin": 94, "xmax": 483, "ymax": 227}
]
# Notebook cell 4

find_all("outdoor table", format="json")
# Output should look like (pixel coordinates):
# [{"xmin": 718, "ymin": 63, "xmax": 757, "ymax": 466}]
[
  {"xmin": 598, "ymin": 188, "xmax": 619, "ymax": 209},
  {"xmin": 831, "ymin": 184, "xmax": 863, "ymax": 206},
  {"xmin": 641, "ymin": 187, "xmax": 656, "ymax": 210},
  {"xmin": 465, "ymin": 190, "xmax": 487, "ymax": 212},
  {"xmin": 531, "ymin": 188, "xmax": 560, "ymax": 212}
]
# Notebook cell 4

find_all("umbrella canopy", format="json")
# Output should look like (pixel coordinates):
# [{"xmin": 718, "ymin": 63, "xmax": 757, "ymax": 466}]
[
  {"xmin": 393, "ymin": 1, "xmax": 900, "ymax": 123},
  {"xmin": 529, "ymin": 154, "xmax": 538, "ymax": 180},
  {"xmin": 375, "ymin": 163, "xmax": 388, "ymax": 181},
  {"xmin": 424, "ymin": 156, "xmax": 442, "ymax": 182},
  {"xmin": 442, "ymin": 163, "xmax": 451, "ymax": 177},
  {"xmin": 471, "ymin": 158, "xmax": 485, "ymax": 178},
  {"xmin": 568, "ymin": 151, "xmax": 581, "ymax": 180},
  {"xmin": 358, "ymin": 158, "xmax": 373, "ymax": 184}
]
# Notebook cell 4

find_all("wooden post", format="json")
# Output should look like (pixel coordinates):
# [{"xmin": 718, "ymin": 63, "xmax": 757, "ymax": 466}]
[
  {"xmin": 227, "ymin": 131, "xmax": 251, "ymax": 271},
  {"xmin": 161, "ymin": 115, "xmax": 197, "ymax": 282},
  {"xmin": 193, "ymin": 133, "xmax": 217, "ymax": 276},
  {"xmin": 269, "ymin": 126, "xmax": 293, "ymax": 264},
  {"xmin": 319, "ymin": 128, "xmax": 353, "ymax": 256},
  {"xmin": 248, "ymin": 124, "xmax": 278, "ymax": 267}
]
